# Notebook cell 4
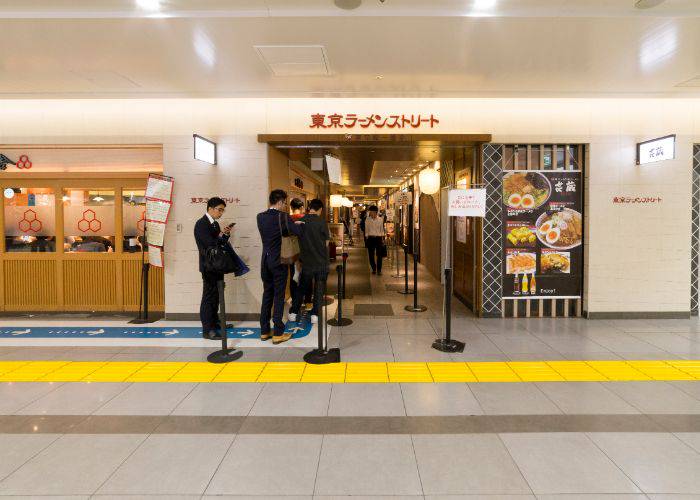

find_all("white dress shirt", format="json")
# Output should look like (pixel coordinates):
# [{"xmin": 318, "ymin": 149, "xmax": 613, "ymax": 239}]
[{"xmin": 364, "ymin": 216, "xmax": 385, "ymax": 237}]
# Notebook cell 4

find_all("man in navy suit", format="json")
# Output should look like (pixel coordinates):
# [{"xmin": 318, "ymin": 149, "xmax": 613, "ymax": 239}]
[
  {"xmin": 194, "ymin": 197, "xmax": 232, "ymax": 340},
  {"xmin": 257, "ymin": 189, "xmax": 303, "ymax": 344}
]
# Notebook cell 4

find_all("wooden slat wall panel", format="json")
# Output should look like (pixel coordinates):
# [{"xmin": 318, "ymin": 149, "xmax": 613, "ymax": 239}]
[
  {"xmin": 63, "ymin": 260, "xmax": 116, "ymax": 308},
  {"xmin": 3, "ymin": 260, "xmax": 57, "ymax": 307},
  {"xmin": 122, "ymin": 260, "xmax": 164, "ymax": 309}
]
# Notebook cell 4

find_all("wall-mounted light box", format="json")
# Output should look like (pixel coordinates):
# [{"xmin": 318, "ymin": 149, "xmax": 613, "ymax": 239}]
[
  {"xmin": 637, "ymin": 134, "xmax": 675, "ymax": 165},
  {"xmin": 194, "ymin": 134, "xmax": 217, "ymax": 165}
]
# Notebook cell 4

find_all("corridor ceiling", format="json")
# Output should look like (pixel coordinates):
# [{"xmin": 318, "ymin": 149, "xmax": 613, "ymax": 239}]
[{"xmin": 0, "ymin": 0, "xmax": 698, "ymax": 98}]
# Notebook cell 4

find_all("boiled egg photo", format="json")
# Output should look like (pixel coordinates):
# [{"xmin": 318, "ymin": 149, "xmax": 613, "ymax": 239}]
[
  {"xmin": 545, "ymin": 226, "xmax": 561, "ymax": 245},
  {"xmin": 507, "ymin": 193, "xmax": 522, "ymax": 208}
]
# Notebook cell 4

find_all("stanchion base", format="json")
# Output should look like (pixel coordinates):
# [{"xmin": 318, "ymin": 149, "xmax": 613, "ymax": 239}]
[
  {"xmin": 397, "ymin": 289, "xmax": 415, "ymax": 295},
  {"xmin": 303, "ymin": 348, "xmax": 341, "ymax": 364},
  {"xmin": 322, "ymin": 296, "xmax": 334, "ymax": 306},
  {"xmin": 432, "ymin": 338, "xmax": 466, "ymax": 353},
  {"xmin": 334, "ymin": 293, "xmax": 354, "ymax": 300},
  {"xmin": 405, "ymin": 305, "xmax": 428, "ymax": 312},
  {"xmin": 207, "ymin": 348, "xmax": 244, "ymax": 363},
  {"xmin": 392, "ymin": 274, "xmax": 405, "ymax": 278},
  {"xmin": 327, "ymin": 317, "xmax": 353, "ymax": 326},
  {"xmin": 128, "ymin": 317, "xmax": 159, "ymax": 324}
]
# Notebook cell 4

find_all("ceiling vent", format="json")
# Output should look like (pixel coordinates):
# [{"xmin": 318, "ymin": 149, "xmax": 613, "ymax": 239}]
[
  {"xmin": 255, "ymin": 45, "xmax": 331, "ymax": 76},
  {"xmin": 635, "ymin": 0, "xmax": 667, "ymax": 8},
  {"xmin": 676, "ymin": 76, "xmax": 700, "ymax": 87}
]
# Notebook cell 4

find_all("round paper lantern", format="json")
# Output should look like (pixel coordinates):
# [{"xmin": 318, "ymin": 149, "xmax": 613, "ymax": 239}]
[
  {"xmin": 419, "ymin": 166, "xmax": 440, "ymax": 195},
  {"xmin": 330, "ymin": 194, "xmax": 344, "ymax": 207}
]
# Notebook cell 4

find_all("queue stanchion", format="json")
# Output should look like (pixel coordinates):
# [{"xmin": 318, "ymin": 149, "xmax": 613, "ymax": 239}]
[
  {"xmin": 392, "ymin": 236, "xmax": 404, "ymax": 278},
  {"xmin": 207, "ymin": 280, "xmax": 244, "ymax": 363},
  {"xmin": 328, "ymin": 264, "xmax": 352, "ymax": 327},
  {"xmin": 304, "ymin": 274, "xmax": 341, "ymax": 364},
  {"xmin": 336, "ymin": 252, "xmax": 353, "ymax": 299},
  {"xmin": 397, "ymin": 245, "xmax": 414, "ymax": 295},
  {"xmin": 404, "ymin": 252, "xmax": 427, "ymax": 312},
  {"xmin": 432, "ymin": 267, "xmax": 465, "ymax": 353}
]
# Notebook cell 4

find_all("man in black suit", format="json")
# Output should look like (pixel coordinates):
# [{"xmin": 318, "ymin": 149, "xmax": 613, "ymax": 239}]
[
  {"xmin": 257, "ymin": 189, "xmax": 303, "ymax": 344},
  {"xmin": 194, "ymin": 197, "xmax": 233, "ymax": 340}
]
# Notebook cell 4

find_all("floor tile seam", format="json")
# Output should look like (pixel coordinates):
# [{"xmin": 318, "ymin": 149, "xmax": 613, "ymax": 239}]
[
  {"xmin": 408, "ymin": 434, "xmax": 427, "ymax": 496},
  {"xmin": 670, "ymin": 382, "xmax": 700, "ymax": 403},
  {"xmin": 0, "ymin": 432, "xmax": 63, "ymax": 485},
  {"xmin": 91, "ymin": 432, "xmax": 152, "ymax": 496},
  {"xmin": 581, "ymin": 431, "xmax": 646, "ymax": 494},
  {"xmin": 201, "ymin": 429, "xmax": 240, "ymax": 496},
  {"xmin": 310, "ymin": 434, "xmax": 326, "ymax": 496},
  {"xmin": 87, "ymin": 381, "xmax": 135, "ymax": 416},
  {"xmin": 166, "ymin": 382, "xmax": 201, "ymax": 417},
  {"xmin": 496, "ymin": 432, "xmax": 537, "ymax": 497},
  {"xmin": 670, "ymin": 431, "xmax": 700, "ymax": 456},
  {"xmin": 10, "ymin": 381, "xmax": 67, "ymax": 415}
]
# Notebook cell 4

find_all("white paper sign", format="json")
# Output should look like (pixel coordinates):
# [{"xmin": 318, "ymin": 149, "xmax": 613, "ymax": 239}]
[
  {"xmin": 148, "ymin": 245, "xmax": 164, "ymax": 267},
  {"xmin": 145, "ymin": 174, "xmax": 174, "ymax": 202},
  {"xmin": 448, "ymin": 189, "xmax": 486, "ymax": 217},
  {"xmin": 637, "ymin": 135, "xmax": 675, "ymax": 165},
  {"xmin": 455, "ymin": 217, "xmax": 467, "ymax": 243},
  {"xmin": 397, "ymin": 192, "xmax": 412, "ymax": 205},
  {"xmin": 146, "ymin": 199, "xmax": 171, "ymax": 223},
  {"xmin": 146, "ymin": 220, "xmax": 166, "ymax": 246},
  {"xmin": 385, "ymin": 208, "xmax": 395, "ymax": 222}
]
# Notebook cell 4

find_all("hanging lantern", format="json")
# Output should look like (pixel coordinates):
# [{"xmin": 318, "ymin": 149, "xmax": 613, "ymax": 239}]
[
  {"xmin": 330, "ymin": 194, "xmax": 344, "ymax": 207},
  {"xmin": 419, "ymin": 166, "xmax": 440, "ymax": 195}
]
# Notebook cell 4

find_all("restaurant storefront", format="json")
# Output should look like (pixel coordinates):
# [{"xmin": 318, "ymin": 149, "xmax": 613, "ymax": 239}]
[
  {"xmin": 0, "ymin": 145, "xmax": 164, "ymax": 313},
  {"xmin": 0, "ymin": 98, "xmax": 696, "ymax": 320}
]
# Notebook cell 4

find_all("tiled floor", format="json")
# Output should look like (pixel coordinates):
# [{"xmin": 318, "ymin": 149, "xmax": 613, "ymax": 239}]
[{"xmin": 0, "ymin": 246, "xmax": 699, "ymax": 497}]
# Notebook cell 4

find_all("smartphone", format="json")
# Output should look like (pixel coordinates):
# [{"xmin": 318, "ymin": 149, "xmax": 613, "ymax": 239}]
[{"xmin": 225, "ymin": 222, "xmax": 236, "ymax": 229}]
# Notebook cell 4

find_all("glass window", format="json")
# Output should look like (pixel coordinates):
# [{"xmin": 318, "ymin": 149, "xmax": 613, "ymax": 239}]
[
  {"xmin": 122, "ymin": 189, "xmax": 146, "ymax": 253},
  {"xmin": 3, "ymin": 187, "xmax": 56, "ymax": 252},
  {"xmin": 63, "ymin": 189, "xmax": 115, "ymax": 253}
]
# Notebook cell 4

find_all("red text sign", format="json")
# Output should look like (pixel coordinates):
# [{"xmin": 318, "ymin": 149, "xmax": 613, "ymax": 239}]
[{"xmin": 309, "ymin": 113, "xmax": 439, "ymax": 129}]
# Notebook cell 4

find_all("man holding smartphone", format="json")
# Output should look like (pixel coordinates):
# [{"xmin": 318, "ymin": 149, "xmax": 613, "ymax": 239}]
[{"xmin": 194, "ymin": 197, "xmax": 233, "ymax": 340}]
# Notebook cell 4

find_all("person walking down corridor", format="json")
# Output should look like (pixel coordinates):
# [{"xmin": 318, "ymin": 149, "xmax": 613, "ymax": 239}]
[
  {"xmin": 364, "ymin": 205, "xmax": 386, "ymax": 275},
  {"xmin": 288, "ymin": 199, "xmax": 329, "ymax": 325},
  {"xmin": 257, "ymin": 189, "xmax": 304, "ymax": 344}
]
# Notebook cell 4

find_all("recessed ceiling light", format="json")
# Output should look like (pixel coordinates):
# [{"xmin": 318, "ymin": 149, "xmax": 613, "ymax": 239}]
[
  {"xmin": 136, "ymin": 0, "xmax": 161, "ymax": 10},
  {"xmin": 334, "ymin": 0, "xmax": 362, "ymax": 10},
  {"xmin": 375, "ymin": 75, "xmax": 383, "ymax": 80}
]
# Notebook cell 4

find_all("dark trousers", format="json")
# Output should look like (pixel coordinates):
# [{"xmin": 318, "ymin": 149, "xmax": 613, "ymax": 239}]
[
  {"xmin": 366, "ymin": 236, "xmax": 384, "ymax": 272},
  {"xmin": 260, "ymin": 256, "xmax": 289, "ymax": 335},
  {"xmin": 200, "ymin": 271, "xmax": 223, "ymax": 332},
  {"xmin": 291, "ymin": 268, "xmax": 328, "ymax": 317}
]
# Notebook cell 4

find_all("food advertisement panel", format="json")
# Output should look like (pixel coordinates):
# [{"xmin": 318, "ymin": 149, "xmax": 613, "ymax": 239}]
[{"xmin": 502, "ymin": 170, "xmax": 582, "ymax": 298}]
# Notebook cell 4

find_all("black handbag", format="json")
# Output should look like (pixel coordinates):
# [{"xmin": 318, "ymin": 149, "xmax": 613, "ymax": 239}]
[
  {"xmin": 204, "ymin": 244, "xmax": 237, "ymax": 274},
  {"xmin": 380, "ymin": 243, "xmax": 388, "ymax": 258}
]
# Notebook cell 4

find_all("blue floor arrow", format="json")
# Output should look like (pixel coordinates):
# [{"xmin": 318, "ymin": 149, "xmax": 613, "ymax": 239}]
[{"xmin": 0, "ymin": 323, "xmax": 312, "ymax": 339}]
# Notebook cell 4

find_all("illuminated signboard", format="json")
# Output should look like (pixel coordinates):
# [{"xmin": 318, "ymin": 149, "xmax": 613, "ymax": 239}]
[
  {"xmin": 637, "ymin": 135, "xmax": 675, "ymax": 165},
  {"xmin": 193, "ymin": 134, "xmax": 217, "ymax": 165}
]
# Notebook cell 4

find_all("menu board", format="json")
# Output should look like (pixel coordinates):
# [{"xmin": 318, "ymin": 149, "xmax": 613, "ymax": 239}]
[{"xmin": 502, "ymin": 170, "xmax": 582, "ymax": 298}]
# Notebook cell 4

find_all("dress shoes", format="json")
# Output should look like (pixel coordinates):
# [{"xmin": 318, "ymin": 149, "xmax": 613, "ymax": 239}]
[
  {"xmin": 272, "ymin": 332, "xmax": 293, "ymax": 345},
  {"xmin": 203, "ymin": 330, "xmax": 223, "ymax": 340}
]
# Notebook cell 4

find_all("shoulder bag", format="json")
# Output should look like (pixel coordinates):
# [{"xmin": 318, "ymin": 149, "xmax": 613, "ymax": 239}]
[{"xmin": 279, "ymin": 213, "xmax": 300, "ymax": 265}]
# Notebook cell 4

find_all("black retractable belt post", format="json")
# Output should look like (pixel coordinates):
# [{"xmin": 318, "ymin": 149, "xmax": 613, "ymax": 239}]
[
  {"xmin": 397, "ymin": 245, "xmax": 414, "ymax": 295},
  {"xmin": 432, "ymin": 267, "xmax": 465, "ymax": 353},
  {"xmin": 130, "ymin": 228, "xmax": 157, "ymax": 324},
  {"xmin": 207, "ymin": 280, "xmax": 244, "ymax": 363},
  {"xmin": 304, "ymin": 274, "xmax": 341, "ymax": 364},
  {"xmin": 328, "ymin": 264, "xmax": 352, "ymax": 326},
  {"xmin": 405, "ymin": 252, "xmax": 427, "ymax": 312}
]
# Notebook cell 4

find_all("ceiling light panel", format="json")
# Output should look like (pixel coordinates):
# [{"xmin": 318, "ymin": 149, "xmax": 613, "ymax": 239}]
[{"xmin": 255, "ymin": 45, "xmax": 331, "ymax": 76}]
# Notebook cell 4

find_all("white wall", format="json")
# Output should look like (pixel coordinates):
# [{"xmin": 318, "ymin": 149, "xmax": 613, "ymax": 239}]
[{"xmin": 1, "ymin": 98, "xmax": 698, "ymax": 315}]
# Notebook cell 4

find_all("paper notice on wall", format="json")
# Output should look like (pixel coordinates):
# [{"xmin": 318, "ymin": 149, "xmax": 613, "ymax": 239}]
[
  {"xmin": 145, "ymin": 173, "xmax": 174, "ymax": 202},
  {"xmin": 448, "ymin": 189, "xmax": 486, "ymax": 217},
  {"xmin": 146, "ymin": 220, "xmax": 166, "ymax": 246},
  {"xmin": 385, "ymin": 208, "xmax": 395, "ymax": 222},
  {"xmin": 148, "ymin": 245, "xmax": 164, "ymax": 268},
  {"xmin": 397, "ymin": 192, "xmax": 413, "ymax": 205},
  {"xmin": 455, "ymin": 217, "xmax": 467, "ymax": 243},
  {"xmin": 145, "ymin": 199, "xmax": 171, "ymax": 223}
]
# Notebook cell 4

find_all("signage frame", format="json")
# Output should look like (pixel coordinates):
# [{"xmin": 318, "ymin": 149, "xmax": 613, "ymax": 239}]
[
  {"xmin": 193, "ymin": 134, "xmax": 217, "ymax": 165},
  {"xmin": 636, "ymin": 134, "xmax": 676, "ymax": 165}
]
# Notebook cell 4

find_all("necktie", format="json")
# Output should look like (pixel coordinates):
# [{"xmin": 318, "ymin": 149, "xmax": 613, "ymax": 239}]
[{"xmin": 213, "ymin": 220, "xmax": 220, "ymax": 233}]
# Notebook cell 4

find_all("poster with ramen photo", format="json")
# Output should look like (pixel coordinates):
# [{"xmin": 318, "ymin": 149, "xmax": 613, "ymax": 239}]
[{"xmin": 501, "ymin": 170, "xmax": 582, "ymax": 298}]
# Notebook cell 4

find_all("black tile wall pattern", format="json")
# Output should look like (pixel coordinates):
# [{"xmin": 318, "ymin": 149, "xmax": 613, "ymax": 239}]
[
  {"xmin": 692, "ymin": 145, "xmax": 700, "ymax": 314},
  {"xmin": 481, "ymin": 144, "xmax": 504, "ymax": 317}
]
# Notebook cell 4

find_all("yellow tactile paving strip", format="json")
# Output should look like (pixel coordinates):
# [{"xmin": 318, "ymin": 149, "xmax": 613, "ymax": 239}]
[{"xmin": 0, "ymin": 360, "xmax": 698, "ymax": 383}]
